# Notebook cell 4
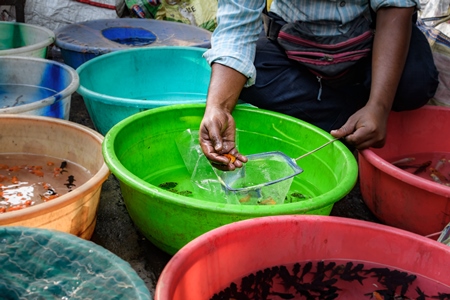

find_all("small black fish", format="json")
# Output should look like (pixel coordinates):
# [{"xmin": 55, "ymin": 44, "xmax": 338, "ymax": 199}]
[
  {"xmin": 299, "ymin": 261, "xmax": 313, "ymax": 282},
  {"xmin": 268, "ymin": 291, "xmax": 295, "ymax": 299},
  {"xmin": 291, "ymin": 192, "xmax": 306, "ymax": 199},
  {"xmin": 177, "ymin": 190, "xmax": 193, "ymax": 196},
  {"xmin": 64, "ymin": 175, "xmax": 76, "ymax": 189},
  {"xmin": 59, "ymin": 161, "xmax": 68, "ymax": 174},
  {"xmin": 416, "ymin": 286, "xmax": 429, "ymax": 300},
  {"xmin": 413, "ymin": 160, "xmax": 432, "ymax": 175},
  {"xmin": 46, "ymin": 188, "xmax": 57, "ymax": 195},
  {"xmin": 158, "ymin": 182, "xmax": 178, "ymax": 189}
]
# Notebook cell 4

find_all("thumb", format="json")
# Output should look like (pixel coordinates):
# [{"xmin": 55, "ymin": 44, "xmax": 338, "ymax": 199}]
[{"xmin": 330, "ymin": 124, "xmax": 352, "ymax": 139}]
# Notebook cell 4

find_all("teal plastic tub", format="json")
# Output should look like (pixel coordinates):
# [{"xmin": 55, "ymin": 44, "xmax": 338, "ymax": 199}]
[
  {"xmin": 77, "ymin": 46, "xmax": 211, "ymax": 135},
  {"xmin": 102, "ymin": 104, "xmax": 358, "ymax": 255},
  {"xmin": 1, "ymin": 227, "xmax": 150, "ymax": 299},
  {"xmin": 0, "ymin": 21, "xmax": 55, "ymax": 58}
]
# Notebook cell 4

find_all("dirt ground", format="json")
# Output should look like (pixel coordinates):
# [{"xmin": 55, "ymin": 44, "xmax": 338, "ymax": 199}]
[{"xmin": 68, "ymin": 92, "xmax": 381, "ymax": 296}]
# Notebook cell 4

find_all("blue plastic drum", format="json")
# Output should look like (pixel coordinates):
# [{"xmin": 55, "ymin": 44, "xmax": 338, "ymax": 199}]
[{"xmin": 55, "ymin": 18, "xmax": 212, "ymax": 69}]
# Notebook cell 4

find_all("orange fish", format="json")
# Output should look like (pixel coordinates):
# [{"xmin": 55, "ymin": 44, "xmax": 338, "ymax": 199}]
[
  {"xmin": 31, "ymin": 170, "xmax": 44, "ymax": 177},
  {"xmin": 429, "ymin": 167, "xmax": 448, "ymax": 182},
  {"xmin": 8, "ymin": 166, "xmax": 21, "ymax": 172},
  {"xmin": 8, "ymin": 205, "xmax": 25, "ymax": 212},
  {"xmin": 239, "ymin": 194, "xmax": 251, "ymax": 203},
  {"xmin": 11, "ymin": 176, "xmax": 19, "ymax": 184},
  {"xmin": 373, "ymin": 291, "xmax": 383, "ymax": 300},
  {"xmin": 259, "ymin": 197, "xmax": 277, "ymax": 205},
  {"xmin": 223, "ymin": 153, "xmax": 236, "ymax": 164}
]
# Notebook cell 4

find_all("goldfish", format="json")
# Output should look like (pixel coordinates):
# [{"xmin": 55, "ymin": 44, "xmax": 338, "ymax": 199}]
[
  {"xmin": 223, "ymin": 153, "xmax": 236, "ymax": 164},
  {"xmin": 258, "ymin": 197, "xmax": 277, "ymax": 205},
  {"xmin": 429, "ymin": 167, "xmax": 448, "ymax": 183},
  {"xmin": 11, "ymin": 176, "xmax": 19, "ymax": 184},
  {"xmin": 373, "ymin": 291, "xmax": 384, "ymax": 300},
  {"xmin": 31, "ymin": 169, "xmax": 44, "ymax": 177},
  {"xmin": 239, "ymin": 194, "xmax": 251, "ymax": 203}
]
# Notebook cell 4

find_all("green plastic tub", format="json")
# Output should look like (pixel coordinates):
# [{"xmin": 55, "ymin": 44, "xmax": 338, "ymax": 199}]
[
  {"xmin": 0, "ymin": 21, "xmax": 55, "ymax": 58},
  {"xmin": 77, "ymin": 46, "xmax": 211, "ymax": 135},
  {"xmin": 102, "ymin": 104, "xmax": 358, "ymax": 255}
]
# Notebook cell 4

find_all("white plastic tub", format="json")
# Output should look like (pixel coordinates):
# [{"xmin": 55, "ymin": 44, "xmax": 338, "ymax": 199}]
[{"xmin": 0, "ymin": 21, "xmax": 55, "ymax": 58}]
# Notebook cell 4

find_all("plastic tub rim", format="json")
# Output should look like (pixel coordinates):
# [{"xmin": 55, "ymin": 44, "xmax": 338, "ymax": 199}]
[
  {"xmin": 77, "ymin": 85, "xmax": 206, "ymax": 107},
  {"xmin": 0, "ymin": 114, "xmax": 111, "ymax": 224},
  {"xmin": 155, "ymin": 214, "xmax": 450, "ymax": 299},
  {"xmin": 102, "ymin": 104, "xmax": 358, "ymax": 214},
  {"xmin": 359, "ymin": 147, "xmax": 450, "ymax": 197},
  {"xmin": 0, "ymin": 56, "xmax": 79, "ymax": 114},
  {"xmin": 0, "ymin": 21, "xmax": 55, "ymax": 56},
  {"xmin": 76, "ymin": 46, "xmax": 208, "ymax": 106}
]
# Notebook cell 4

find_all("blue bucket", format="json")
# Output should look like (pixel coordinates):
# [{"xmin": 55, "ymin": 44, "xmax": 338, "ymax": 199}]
[
  {"xmin": 76, "ymin": 46, "xmax": 211, "ymax": 135},
  {"xmin": 0, "ymin": 56, "xmax": 78, "ymax": 119}
]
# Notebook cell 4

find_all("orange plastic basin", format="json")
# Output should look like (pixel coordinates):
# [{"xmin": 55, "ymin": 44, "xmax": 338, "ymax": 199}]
[
  {"xmin": 359, "ymin": 105, "xmax": 450, "ymax": 236},
  {"xmin": 155, "ymin": 215, "xmax": 450, "ymax": 299}
]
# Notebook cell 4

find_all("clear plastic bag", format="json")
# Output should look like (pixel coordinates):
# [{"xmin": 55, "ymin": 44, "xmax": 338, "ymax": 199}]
[{"xmin": 176, "ymin": 129, "xmax": 296, "ymax": 205}]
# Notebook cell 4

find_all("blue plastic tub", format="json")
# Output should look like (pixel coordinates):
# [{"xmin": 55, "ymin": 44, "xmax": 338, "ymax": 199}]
[
  {"xmin": 55, "ymin": 18, "xmax": 211, "ymax": 69},
  {"xmin": 76, "ymin": 46, "xmax": 211, "ymax": 135},
  {"xmin": 0, "ymin": 56, "xmax": 79, "ymax": 119}
]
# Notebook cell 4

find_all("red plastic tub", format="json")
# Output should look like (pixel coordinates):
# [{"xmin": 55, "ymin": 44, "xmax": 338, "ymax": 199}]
[
  {"xmin": 155, "ymin": 215, "xmax": 450, "ymax": 300},
  {"xmin": 359, "ymin": 105, "xmax": 450, "ymax": 236}
]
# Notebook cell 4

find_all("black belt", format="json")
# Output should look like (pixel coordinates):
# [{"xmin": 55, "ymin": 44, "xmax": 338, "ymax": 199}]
[{"xmin": 262, "ymin": 13, "xmax": 283, "ymax": 41}]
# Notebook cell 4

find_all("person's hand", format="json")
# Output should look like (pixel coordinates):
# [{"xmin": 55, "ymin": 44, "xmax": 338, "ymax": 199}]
[
  {"xmin": 330, "ymin": 104, "xmax": 389, "ymax": 149},
  {"xmin": 199, "ymin": 105, "xmax": 247, "ymax": 171}
]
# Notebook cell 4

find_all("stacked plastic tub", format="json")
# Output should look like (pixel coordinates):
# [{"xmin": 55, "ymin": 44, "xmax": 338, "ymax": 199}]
[
  {"xmin": 0, "ymin": 21, "xmax": 78, "ymax": 119},
  {"xmin": 61, "ymin": 18, "xmax": 213, "ymax": 135},
  {"xmin": 55, "ymin": 18, "xmax": 212, "ymax": 69}
]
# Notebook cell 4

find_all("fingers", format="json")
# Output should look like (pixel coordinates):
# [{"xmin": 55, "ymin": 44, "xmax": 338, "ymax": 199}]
[
  {"xmin": 330, "ymin": 112, "xmax": 387, "ymax": 150},
  {"xmin": 330, "ymin": 125, "xmax": 351, "ymax": 139},
  {"xmin": 199, "ymin": 111, "xmax": 247, "ymax": 170}
]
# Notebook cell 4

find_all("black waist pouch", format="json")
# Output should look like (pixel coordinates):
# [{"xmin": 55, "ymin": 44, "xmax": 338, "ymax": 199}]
[{"xmin": 264, "ymin": 13, "xmax": 374, "ymax": 81}]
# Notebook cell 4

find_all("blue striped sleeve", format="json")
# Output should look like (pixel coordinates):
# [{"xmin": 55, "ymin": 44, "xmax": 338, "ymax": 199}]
[
  {"xmin": 371, "ymin": 0, "xmax": 420, "ymax": 11},
  {"xmin": 203, "ymin": 0, "xmax": 266, "ymax": 86}
]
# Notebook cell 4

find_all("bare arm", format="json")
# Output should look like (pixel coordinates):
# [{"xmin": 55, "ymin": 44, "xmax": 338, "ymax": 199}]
[
  {"xmin": 199, "ymin": 63, "xmax": 248, "ymax": 170},
  {"xmin": 331, "ymin": 6, "xmax": 415, "ymax": 149}
]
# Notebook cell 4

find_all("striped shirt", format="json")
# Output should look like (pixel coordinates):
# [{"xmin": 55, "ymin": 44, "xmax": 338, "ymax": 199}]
[{"xmin": 203, "ymin": 0, "xmax": 419, "ymax": 86}]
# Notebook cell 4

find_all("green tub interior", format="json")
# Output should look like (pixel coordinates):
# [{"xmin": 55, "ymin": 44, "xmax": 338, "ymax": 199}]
[
  {"xmin": 0, "ymin": 22, "xmax": 54, "ymax": 58},
  {"xmin": 103, "ymin": 104, "xmax": 358, "ymax": 254}
]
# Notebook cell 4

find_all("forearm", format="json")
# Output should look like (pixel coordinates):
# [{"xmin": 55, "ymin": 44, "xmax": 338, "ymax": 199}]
[
  {"xmin": 368, "ymin": 6, "xmax": 414, "ymax": 113},
  {"xmin": 205, "ymin": 63, "xmax": 248, "ymax": 114}
]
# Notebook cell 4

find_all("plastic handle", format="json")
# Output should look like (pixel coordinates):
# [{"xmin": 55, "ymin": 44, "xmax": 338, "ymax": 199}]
[{"xmin": 295, "ymin": 138, "xmax": 340, "ymax": 161}]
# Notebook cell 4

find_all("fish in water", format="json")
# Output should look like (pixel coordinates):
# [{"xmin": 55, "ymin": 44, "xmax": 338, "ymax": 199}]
[{"xmin": 64, "ymin": 175, "xmax": 76, "ymax": 190}]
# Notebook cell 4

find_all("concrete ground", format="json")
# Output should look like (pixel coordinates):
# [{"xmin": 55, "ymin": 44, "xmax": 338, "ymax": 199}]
[{"xmin": 69, "ymin": 92, "xmax": 380, "ymax": 297}]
